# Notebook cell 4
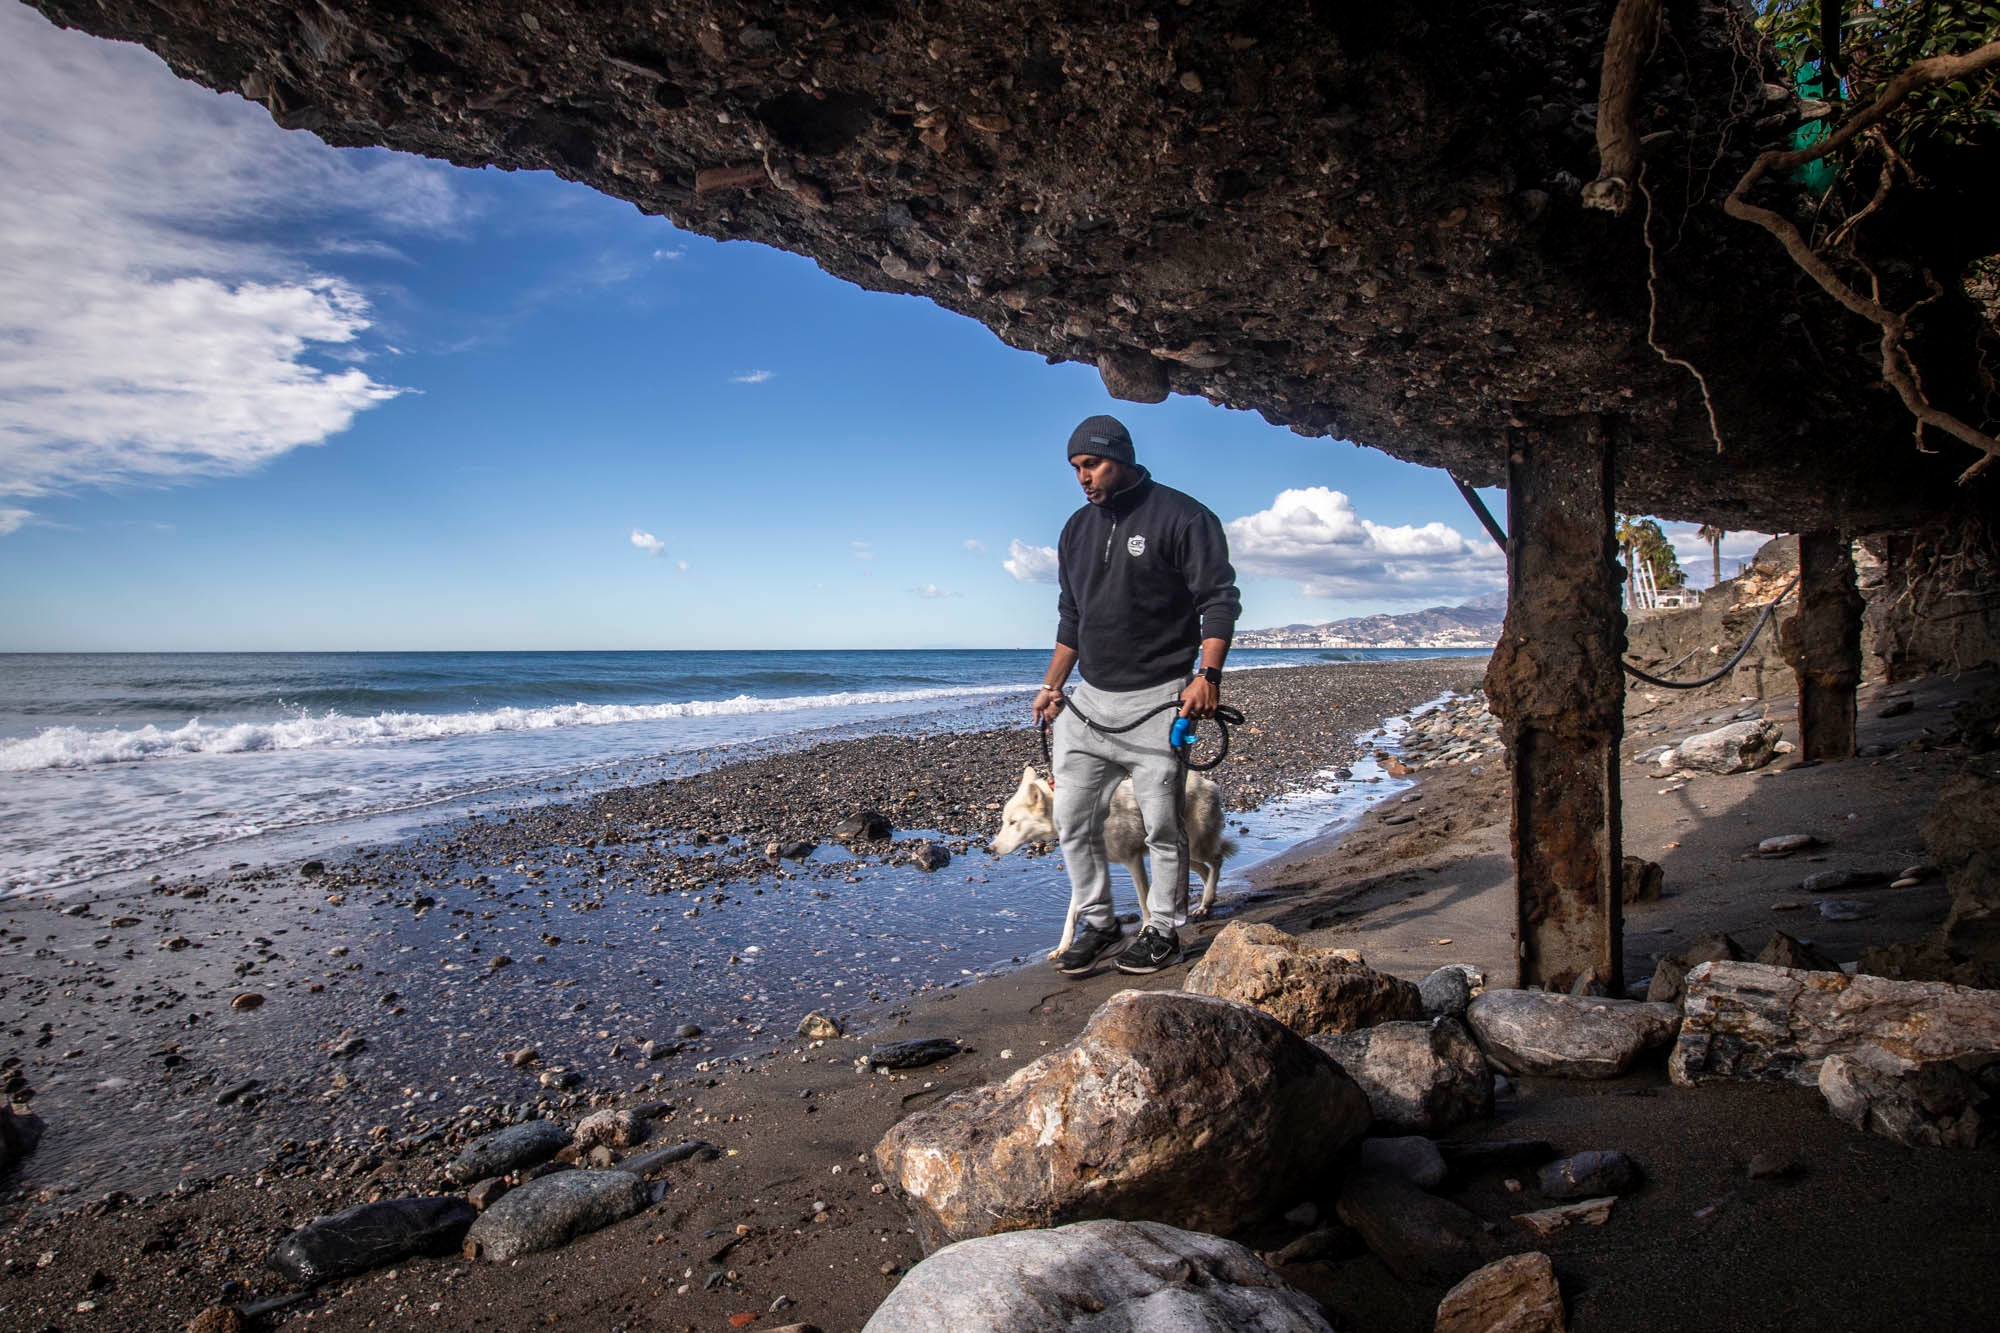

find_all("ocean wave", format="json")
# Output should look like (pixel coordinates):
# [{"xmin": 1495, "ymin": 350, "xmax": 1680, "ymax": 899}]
[{"xmin": 0, "ymin": 684, "xmax": 1025, "ymax": 772}]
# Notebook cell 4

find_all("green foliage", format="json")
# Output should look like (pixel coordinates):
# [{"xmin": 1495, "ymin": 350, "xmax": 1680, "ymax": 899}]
[
  {"xmin": 1757, "ymin": 0, "xmax": 2000, "ymax": 150},
  {"xmin": 1616, "ymin": 516, "xmax": 1687, "ymax": 589}
]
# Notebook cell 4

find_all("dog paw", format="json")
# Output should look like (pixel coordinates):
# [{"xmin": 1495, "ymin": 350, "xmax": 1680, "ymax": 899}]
[{"xmin": 1189, "ymin": 906, "xmax": 1212, "ymax": 921}]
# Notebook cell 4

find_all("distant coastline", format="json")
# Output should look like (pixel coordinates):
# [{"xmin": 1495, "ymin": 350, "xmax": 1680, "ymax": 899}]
[{"xmin": 1233, "ymin": 596, "xmax": 1503, "ymax": 650}]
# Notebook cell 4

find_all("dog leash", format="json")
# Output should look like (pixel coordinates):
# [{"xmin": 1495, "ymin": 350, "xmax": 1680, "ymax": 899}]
[{"xmin": 1038, "ymin": 694, "xmax": 1245, "ymax": 775}]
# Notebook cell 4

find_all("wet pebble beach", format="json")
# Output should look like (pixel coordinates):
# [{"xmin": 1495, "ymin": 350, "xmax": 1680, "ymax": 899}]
[{"xmin": 0, "ymin": 658, "xmax": 1485, "ymax": 1219}]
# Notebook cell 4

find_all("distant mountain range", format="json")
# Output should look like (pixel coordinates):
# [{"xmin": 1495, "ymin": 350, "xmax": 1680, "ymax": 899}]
[{"xmin": 1236, "ymin": 595, "xmax": 1503, "ymax": 649}]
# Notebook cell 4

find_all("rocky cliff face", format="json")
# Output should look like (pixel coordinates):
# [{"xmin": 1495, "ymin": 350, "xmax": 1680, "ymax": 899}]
[{"xmin": 27, "ymin": 0, "xmax": 1996, "ymax": 533}]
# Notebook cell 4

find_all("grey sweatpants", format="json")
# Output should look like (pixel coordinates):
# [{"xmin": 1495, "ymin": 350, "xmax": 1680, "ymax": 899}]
[{"xmin": 1052, "ymin": 679, "xmax": 1189, "ymax": 934}]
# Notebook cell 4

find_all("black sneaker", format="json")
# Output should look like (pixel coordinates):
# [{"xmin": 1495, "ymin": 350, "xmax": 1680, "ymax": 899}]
[
  {"xmin": 1056, "ymin": 922, "xmax": 1124, "ymax": 975},
  {"xmin": 1114, "ymin": 925, "xmax": 1184, "ymax": 975}
]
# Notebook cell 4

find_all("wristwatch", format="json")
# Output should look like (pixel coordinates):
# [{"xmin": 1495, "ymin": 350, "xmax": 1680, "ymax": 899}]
[{"xmin": 1199, "ymin": 666, "xmax": 1223, "ymax": 686}]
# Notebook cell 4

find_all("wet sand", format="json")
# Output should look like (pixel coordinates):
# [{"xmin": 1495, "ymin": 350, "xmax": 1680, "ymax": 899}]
[{"xmin": 5, "ymin": 658, "xmax": 1998, "ymax": 1332}]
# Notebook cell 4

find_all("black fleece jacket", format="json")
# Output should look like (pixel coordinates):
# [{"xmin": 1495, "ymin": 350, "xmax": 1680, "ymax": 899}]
[{"xmin": 1055, "ymin": 467, "xmax": 1241, "ymax": 691}]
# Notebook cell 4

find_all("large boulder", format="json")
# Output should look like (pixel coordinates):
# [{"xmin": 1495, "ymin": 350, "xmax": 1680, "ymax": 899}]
[
  {"xmin": 461, "ymin": 1170, "xmax": 649, "ymax": 1261},
  {"xmin": 1818, "ymin": 1051, "xmax": 1998, "ymax": 1150},
  {"xmin": 1671, "ymin": 720, "xmax": 1782, "ymax": 775},
  {"xmin": 1669, "ymin": 961, "xmax": 2000, "ymax": 1087},
  {"xmin": 1435, "ymin": 1251, "xmax": 1567, "ymax": 1333},
  {"xmin": 267, "ymin": 1197, "xmax": 477, "ymax": 1287},
  {"xmin": 1465, "ymin": 991, "xmax": 1680, "ymax": 1079},
  {"xmin": 875, "ymin": 990, "xmax": 1372, "ymax": 1249},
  {"xmin": 860, "ymin": 1219, "xmax": 1334, "ymax": 1333},
  {"xmin": 1183, "ymin": 922, "xmax": 1422, "ymax": 1036},
  {"xmin": 1309, "ymin": 1018, "xmax": 1494, "ymax": 1134}
]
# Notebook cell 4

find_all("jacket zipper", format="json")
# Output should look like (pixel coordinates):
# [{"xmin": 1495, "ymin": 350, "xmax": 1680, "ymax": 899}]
[{"xmin": 1102, "ymin": 513, "xmax": 1118, "ymax": 566}]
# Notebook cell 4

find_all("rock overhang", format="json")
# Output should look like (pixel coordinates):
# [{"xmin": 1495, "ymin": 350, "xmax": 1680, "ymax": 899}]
[{"xmin": 27, "ymin": 0, "xmax": 1994, "ymax": 532}]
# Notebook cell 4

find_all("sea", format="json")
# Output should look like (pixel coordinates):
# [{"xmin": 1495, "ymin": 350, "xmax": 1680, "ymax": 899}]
[{"xmin": 0, "ymin": 648, "xmax": 1487, "ymax": 898}]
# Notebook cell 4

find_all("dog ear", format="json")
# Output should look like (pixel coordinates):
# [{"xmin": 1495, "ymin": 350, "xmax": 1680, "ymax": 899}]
[
  {"xmin": 1019, "ymin": 764, "xmax": 1037, "ymax": 788},
  {"xmin": 1027, "ymin": 776, "xmax": 1051, "ymax": 809}
]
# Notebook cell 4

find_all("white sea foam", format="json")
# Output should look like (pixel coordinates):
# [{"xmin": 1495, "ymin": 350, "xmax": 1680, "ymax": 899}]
[{"xmin": 0, "ymin": 684, "xmax": 1023, "ymax": 772}]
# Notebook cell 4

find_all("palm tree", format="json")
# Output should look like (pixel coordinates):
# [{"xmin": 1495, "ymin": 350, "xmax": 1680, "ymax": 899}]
[{"xmin": 1696, "ymin": 524, "xmax": 1726, "ymax": 587}]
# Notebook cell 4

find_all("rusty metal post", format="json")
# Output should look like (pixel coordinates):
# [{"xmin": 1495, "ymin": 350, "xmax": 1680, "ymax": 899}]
[
  {"xmin": 1784, "ymin": 531, "xmax": 1862, "ymax": 761},
  {"xmin": 1485, "ymin": 419, "xmax": 1626, "ymax": 992}
]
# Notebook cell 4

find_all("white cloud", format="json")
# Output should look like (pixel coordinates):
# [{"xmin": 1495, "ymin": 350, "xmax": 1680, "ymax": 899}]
[
  {"xmin": 676, "ymin": 559, "xmax": 691, "ymax": 572},
  {"xmin": 730, "ymin": 369, "xmax": 774, "ymax": 385},
  {"xmin": 851, "ymin": 540, "xmax": 874, "ymax": 561},
  {"xmin": 630, "ymin": 528, "xmax": 665, "ymax": 556},
  {"xmin": 0, "ymin": 508, "xmax": 30, "ymax": 537},
  {"xmin": 0, "ymin": 6, "xmax": 462, "ymax": 502},
  {"xmin": 1225, "ymin": 487, "xmax": 1504, "ymax": 601},
  {"xmin": 653, "ymin": 247, "xmax": 686, "ymax": 261},
  {"xmin": 913, "ymin": 584, "xmax": 959, "ymax": 599},
  {"xmin": 1660, "ymin": 522, "xmax": 1777, "ymax": 587},
  {"xmin": 1004, "ymin": 539, "xmax": 1059, "ymax": 584},
  {"xmin": 963, "ymin": 539, "xmax": 987, "ymax": 557}
]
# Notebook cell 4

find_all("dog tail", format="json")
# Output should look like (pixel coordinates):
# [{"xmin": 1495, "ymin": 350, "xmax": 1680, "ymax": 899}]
[{"xmin": 1218, "ymin": 835, "xmax": 1239, "ymax": 860}]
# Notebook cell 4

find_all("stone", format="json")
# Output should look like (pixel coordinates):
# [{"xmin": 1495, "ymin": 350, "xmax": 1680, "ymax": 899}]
[
  {"xmin": 832, "ymin": 811, "xmax": 892, "ymax": 841},
  {"xmin": 1756, "ymin": 932, "xmax": 1840, "ymax": 973},
  {"xmin": 1357, "ymin": 1136, "xmax": 1447, "ymax": 1188},
  {"xmin": 859, "ymin": 1219, "xmax": 1333, "ymax": 1333},
  {"xmin": 230, "ymin": 992, "xmax": 264, "ymax": 1012},
  {"xmin": 1674, "ymin": 720, "xmax": 1781, "ymax": 774},
  {"xmin": 187, "ymin": 1308, "xmax": 249, "ymax": 1333},
  {"xmin": 1621, "ymin": 855, "xmax": 1664, "ymax": 904},
  {"xmin": 1096, "ymin": 349, "xmax": 1170, "ymax": 404},
  {"xmin": 875, "ymin": 991, "xmax": 1371, "ymax": 1248},
  {"xmin": 1309, "ymin": 1018, "xmax": 1494, "ymax": 1134},
  {"xmin": 1645, "ymin": 957, "xmax": 1690, "ymax": 1006},
  {"xmin": 767, "ymin": 840, "xmax": 816, "ymax": 861},
  {"xmin": 908, "ymin": 841, "xmax": 951, "ymax": 872},
  {"xmin": 573, "ymin": 1108, "xmax": 647, "ymax": 1150},
  {"xmin": 1670, "ymin": 961, "xmax": 2000, "ymax": 1087},
  {"xmin": 462, "ymin": 1170, "xmax": 649, "ymax": 1261},
  {"xmin": 868, "ymin": 1038, "xmax": 960, "ymax": 1070},
  {"xmin": 1419, "ymin": 965, "xmax": 1478, "ymax": 1019},
  {"xmin": 1512, "ymin": 1197, "xmax": 1614, "ymax": 1238},
  {"xmin": 267, "ymin": 1196, "xmax": 477, "ymax": 1286},
  {"xmin": 1183, "ymin": 922, "xmax": 1423, "ymax": 1036},
  {"xmin": 798, "ymin": 1010, "xmax": 843, "ymax": 1041},
  {"xmin": 1464, "ymin": 991, "xmax": 1680, "ymax": 1079},
  {"xmin": 1818, "ymin": 1051, "xmax": 1999, "ymax": 1150},
  {"xmin": 1536, "ymin": 1150, "xmax": 1641, "ymax": 1199},
  {"xmin": 619, "ymin": 1139, "xmax": 720, "ymax": 1177},
  {"xmin": 445, "ymin": 1120, "xmax": 570, "ymax": 1184},
  {"xmin": 1817, "ymin": 899, "xmax": 1873, "ymax": 921},
  {"xmin": 1803, "ymin": 869, "xmax": 1886, "ymax": 894},
  {"xmin": 1436, "ymin": 1139, "xmax": 1560, "ymax": 1172},
  {"xmin": 0, "ymin": 1105, "xmax": 44, "ymax": 1174},
  {"xmin": 1758, "ymin": 834, "xmax": 1817, "ymax": 856},
  {"xmin": 466, "ymin": 1177, "xmax": 510, "ymax": 1211},
  {"xmin": 1435, "ymin": 1251, "xmax": 1566, "ymax": 1333},
  {"xmin": 1334, "ymin": 1170, "xmax": 1489, "ymax": 1287},
  {"xmin": 1268, "ymin": 1225, "xmax": 1364, "ymax": 1267}
]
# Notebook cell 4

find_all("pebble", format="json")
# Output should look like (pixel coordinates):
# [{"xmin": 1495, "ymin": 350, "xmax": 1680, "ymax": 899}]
[
  {"xmin": 1817, "ymin": 900, "xmax": 1874, "ymax": 921},
  {"xmin": 1757, "ymin": 834, "xmax": 1816, "ymax": 856}
]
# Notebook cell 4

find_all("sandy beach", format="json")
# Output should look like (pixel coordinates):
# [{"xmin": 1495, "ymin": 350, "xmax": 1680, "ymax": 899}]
[{"xmin": 4, "ymin": 655, "xmax": 1998, "ymax": 1332}]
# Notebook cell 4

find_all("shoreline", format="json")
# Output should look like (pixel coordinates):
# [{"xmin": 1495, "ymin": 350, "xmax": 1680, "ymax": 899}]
[
  {"xmin": 0, "ymin": 658, "xmax": 1485, "ymax": 1215},
  {"xmin": 1, "ymin": 661, "xmax": 1995, "ymax": 1331}
]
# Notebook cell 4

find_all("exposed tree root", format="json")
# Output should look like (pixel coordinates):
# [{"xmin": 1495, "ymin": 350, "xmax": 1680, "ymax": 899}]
[
  {"xmin": 1585, "ymin": 0, "xmax": 1666, "ymax": 213},
  {"xmin": 1723, "ymin": 41, "xmax": 2000, "ymax": 483}
]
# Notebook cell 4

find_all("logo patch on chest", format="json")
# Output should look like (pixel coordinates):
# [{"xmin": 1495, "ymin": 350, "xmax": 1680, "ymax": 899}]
[{"xmin": 1126, "ymin": 535, "xmax": 1147, "ymax": 557}]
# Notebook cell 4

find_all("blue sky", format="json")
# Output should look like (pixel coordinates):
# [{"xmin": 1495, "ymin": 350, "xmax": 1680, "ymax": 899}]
[{"xmin": 0, "ymin": 4, "xmax": 1767, "ymax": 652}]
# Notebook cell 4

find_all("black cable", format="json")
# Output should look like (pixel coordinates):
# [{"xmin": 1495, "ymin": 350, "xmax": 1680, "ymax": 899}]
[
  {"xmin": 1037, "ymin": 695, "xmax": 1245, "ymax": 773},
  {"xmin": 1449, "ymin": 470, "xmax": 1797, "ymax": 690}
]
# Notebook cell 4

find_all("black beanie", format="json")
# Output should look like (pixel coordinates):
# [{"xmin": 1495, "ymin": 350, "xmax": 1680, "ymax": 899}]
[{"xmin": 1066, "ymin": 415, "xmax": 1135, "ymax": 465}]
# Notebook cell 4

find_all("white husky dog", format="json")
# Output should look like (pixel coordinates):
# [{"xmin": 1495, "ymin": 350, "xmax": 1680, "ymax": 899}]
[{"xmin": 989, "ymin": 765, "xmax": 1233, "ymax": 959}]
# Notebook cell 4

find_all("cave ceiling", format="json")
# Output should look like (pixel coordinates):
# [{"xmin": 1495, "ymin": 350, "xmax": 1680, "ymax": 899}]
[{"xmin": 27, "ymin": 0, "xmax": 1997, "ymax": 534}]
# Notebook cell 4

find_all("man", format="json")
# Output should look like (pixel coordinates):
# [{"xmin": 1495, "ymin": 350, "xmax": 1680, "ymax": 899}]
[{"xmin": 1032, "ymin": 414, "xmax": 1240, "ymax": 975}]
